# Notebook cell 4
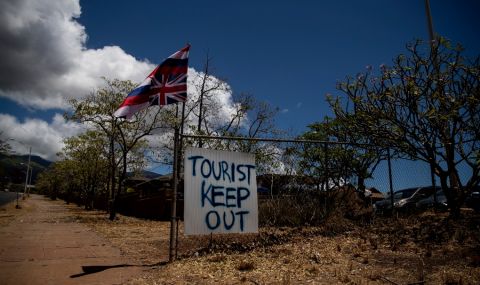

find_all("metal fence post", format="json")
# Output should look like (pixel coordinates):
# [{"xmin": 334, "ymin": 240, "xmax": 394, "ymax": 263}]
[
  {"xmin": 324, "ymin": 142, "xmax": 329, "ymax": 214},
  {"xmin": 430, "ymin": 159, "xmax": 437, "ymax": 212},
  {"xmin": 387, "ymin": 147, "xmax": 394, "ymax": 215},
  {"xmin": 169, "ymin": 126, "xmax": 179, "ymax": 262}
]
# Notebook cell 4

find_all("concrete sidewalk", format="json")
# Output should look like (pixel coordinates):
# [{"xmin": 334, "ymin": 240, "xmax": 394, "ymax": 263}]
[{"xmin": 0, "ymin": 195, "xmax": 142, "ymax": 285}]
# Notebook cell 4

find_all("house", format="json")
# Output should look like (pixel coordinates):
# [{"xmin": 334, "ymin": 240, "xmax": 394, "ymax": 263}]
[
  {"xmin": 118, "ymin": 174, "xmax": 183, "ymax": 220},
  {"xmin": 366, "ymin": 187, "xmax": 385, "ymax": 203}
]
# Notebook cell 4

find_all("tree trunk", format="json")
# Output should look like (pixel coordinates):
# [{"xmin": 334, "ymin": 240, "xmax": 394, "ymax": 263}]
[
  {"xmin": 109, "ymin": 150, "xmax": 127, "ymax": 221},
  {"xmin": 108, "ymin": 195, "xmax": 117, "ymax": 220},
  {"xmin": 65, "ymin": 185, "xmax": 71, "ymax": 205},
  {"xmin": 446, "ymin": 144, "xmax": 462, "ymax": 218},
  {"xmin": 358, "ymin": 176, "xmax": 366, "ymax": 192},
  {"xmin": 108, "ymin": 134, "xmax": 116, "ymax": 220}
]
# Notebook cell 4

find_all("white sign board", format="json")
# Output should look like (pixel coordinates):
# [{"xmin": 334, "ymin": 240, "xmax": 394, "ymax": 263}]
[{"xmin": 184, "ymin": 147, "xmax": 258, "ymax": 235}]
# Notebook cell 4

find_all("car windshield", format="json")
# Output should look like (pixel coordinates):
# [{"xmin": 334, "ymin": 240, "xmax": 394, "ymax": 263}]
[
  {"xmin": 392, "ymin": 188, "xmax": 417, "ymax": 200},
  {"xmin": 393, "ymin": 192, "xmax": 403, "ymax": 199}
]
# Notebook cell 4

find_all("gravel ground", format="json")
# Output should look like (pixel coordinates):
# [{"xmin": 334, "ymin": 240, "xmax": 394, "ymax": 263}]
[{"xmin": 59, "ymin": 202, "xmax": 480, "ymax": 285}]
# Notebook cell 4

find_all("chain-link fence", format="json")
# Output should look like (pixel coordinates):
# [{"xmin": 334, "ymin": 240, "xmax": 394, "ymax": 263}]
[{"xmin": 179, "ymin": 135, "xmax": 446, "ymax": 227}]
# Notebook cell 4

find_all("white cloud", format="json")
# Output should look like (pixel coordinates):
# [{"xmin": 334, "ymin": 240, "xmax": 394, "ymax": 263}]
[
  {"xmin": 0, "ymin": 0, "xmax": 245, "ymax": 162},
  {"xmin": 0, "ymin": 113, "xmax": 84, "ymax": 161},
  {"xmin": 186, "ymin": 68, "xmax": 243, "ymax": 130},
  {"xmin": 0, "ymin": 0, "xmax": 154, "ymax": 110}
]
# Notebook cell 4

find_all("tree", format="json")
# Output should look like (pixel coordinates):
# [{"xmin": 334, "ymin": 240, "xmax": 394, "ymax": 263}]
[
  {"xmin": 67, "ymin": 78, "xmax": 167, "ymax": 219},
  {"xmin": 149, "ymin": 64, "xmax": 283, "ymax": 174},
  {"xmin": 67, "ymin": 79, "xmax": 130, "ymax": 213},
  {"xmin": 36, "ymin": 162, "xmax": 64, "ymax": 200},
  {"xmin": 113, "ymin": 113, "xmax": 157, "ymax": 219},
  {"xmin": 212, "ymin": 93, "xmax": 283, "ymax": 173},
  {"xmin": 0, "ymin": 132, "xmax": 12, "ymax": 155},
  {"xmin": 182, "ymin": 57, "xmax": 283, "ymax": 171},
  {"xmin": 53, "ymin": 158, "xmax": 82, "ymax": 205},
  {"xmin": 0, "ymin": 132, "xmax": 13, "ymax": 190},
  {"xmin": 62, "ymin": 131, "xmax": 108, "ymax": 209},
  {"xmin": 333, "ymin": 38, "xmax": 480, "ymax": 217},
  {"xmin": 299, "ymin": 117, "xmax": 384, "ymax": 193}
]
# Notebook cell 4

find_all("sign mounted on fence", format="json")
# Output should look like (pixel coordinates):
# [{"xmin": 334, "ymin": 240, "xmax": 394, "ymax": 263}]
[{"xmin": 184, "ymin": 147, "xmax": 258, "ymax": 235}]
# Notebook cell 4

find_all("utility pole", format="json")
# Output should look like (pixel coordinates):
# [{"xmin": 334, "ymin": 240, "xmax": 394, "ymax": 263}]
[
  {"xmin": 23, "ymin": 147, "xmax": 32, "ymax": 199},
  {"xmin": 27, "ymin": 166, "xmax": 33, "ymax": 197},
  {"xmin": 425, "ymin": 0, "xmax": 436, "ymax": 46},
  {"xmin": 425, "ymin": 0, "xmax": 438, "ymax": 209}
]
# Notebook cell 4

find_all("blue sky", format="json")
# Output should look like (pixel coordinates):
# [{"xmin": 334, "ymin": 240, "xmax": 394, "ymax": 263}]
[
  {"xmin": 76, "ymin": 0, "xmax": 480, "ymax": 130},
  {"xmin": 0, "ymin": 0, "xmax": 478, "ymax": 188}
]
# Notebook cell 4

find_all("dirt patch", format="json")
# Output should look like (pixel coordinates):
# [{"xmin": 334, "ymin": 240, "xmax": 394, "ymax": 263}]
[
  {"xmin": 0, "ymin": 196, "xmax": 36, "ymax": 226},
  {"xmin": 63, "ymin": 203, "xmax": 480, "ymax": 284}
]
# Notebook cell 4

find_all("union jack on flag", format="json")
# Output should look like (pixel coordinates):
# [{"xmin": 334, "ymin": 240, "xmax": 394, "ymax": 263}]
[{"xmin": 114, "ymin": 44, "xmax": 190, "ymax": 119}]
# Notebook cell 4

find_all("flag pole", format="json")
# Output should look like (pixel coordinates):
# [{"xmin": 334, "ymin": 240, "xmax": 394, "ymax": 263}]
[
  {"xmin": 176, "ymin": 101, "xmax": 186, "ymax": 259},
  {"xmin": 169, "ymin": 101, "xmax": 187, "ymax": 262},
  {"xmin": 169, "ymin": 104, "xmax": 180, "ymax": 262}
]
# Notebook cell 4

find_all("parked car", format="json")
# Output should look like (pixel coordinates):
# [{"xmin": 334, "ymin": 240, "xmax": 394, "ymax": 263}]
[
  {"xmin": 375, "ymin": 187, "xmax": 416, "ymax": 214},
  {"xmin": 465, "ymin": 186, "xmax": 480, "ymax": 212},
  {"xmin": 416, "ymin": 188, "xmax": 448, "ymax": 211},
  {"xmin": 375, "ymin": 186, "xmax": 440, "ymax": 214}
]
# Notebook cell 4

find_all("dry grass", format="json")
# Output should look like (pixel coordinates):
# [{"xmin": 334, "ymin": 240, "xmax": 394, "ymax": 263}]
[
  {"xmin": 0, "ymin": 196, "xmax": 36, "ymax": 226},
  {"xmin": 0, "ymin": 207, "xmax": 17, "ymax": 227},
  {"xmin": 59, "ymin": 203, "xmax": 480, "ymax": 285}
]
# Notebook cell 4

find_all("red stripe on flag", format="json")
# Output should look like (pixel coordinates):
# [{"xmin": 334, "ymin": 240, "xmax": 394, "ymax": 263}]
[{"xmin": 156, "ymin": 66, "xmax": 188, "ymax": 75}]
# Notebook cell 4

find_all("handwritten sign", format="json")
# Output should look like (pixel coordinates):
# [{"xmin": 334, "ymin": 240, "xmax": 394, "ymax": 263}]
[{"xmin": 184, "ymin": 147, "xmax": 258, "ymax": 235}]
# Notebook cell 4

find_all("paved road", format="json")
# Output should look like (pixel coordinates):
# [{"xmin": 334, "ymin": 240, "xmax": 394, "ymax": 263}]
[
  {"xmin": 0, "ymin": 195, "xmax": 142, "ymax": 285},
  {"xmin": 0, "ymin": 191, "xmax": 19, "ymax": 207}
]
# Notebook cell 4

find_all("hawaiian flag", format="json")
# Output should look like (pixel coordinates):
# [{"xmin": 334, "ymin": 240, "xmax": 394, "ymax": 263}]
[{"xmin": 114, "ymin": 45, "xmax": 190, "ymax": 119}]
